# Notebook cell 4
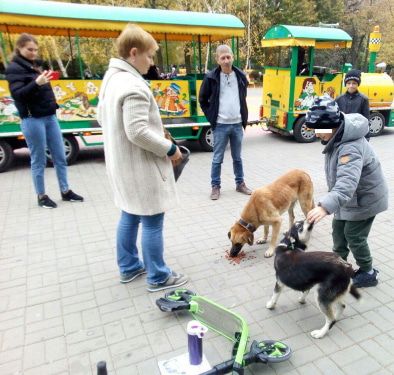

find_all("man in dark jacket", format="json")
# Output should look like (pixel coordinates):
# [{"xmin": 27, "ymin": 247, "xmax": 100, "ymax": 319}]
[
  {"xmin": 306, "ymin": 96, "xmax": 388, "ymax": 288},
  {"xmin": 199, "ymin": 45, "xmax": 252, "ymax": 200},
  {"xmin": 335, "ymin": 69, "xmax": 370, "ymax": 136}
]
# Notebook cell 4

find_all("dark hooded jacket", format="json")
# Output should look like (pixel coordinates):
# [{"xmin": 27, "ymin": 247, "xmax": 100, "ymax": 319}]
[
  {"xmin": 198, "ymin": 65, "xmax": 248, "ymax": 129},
  {"xmin": 335, "ymin": 91, "xmax": 370, "ymax": 120},
  {"xmin": 5, "ymin": 55, "xmax": 58, "ymax": 119}
]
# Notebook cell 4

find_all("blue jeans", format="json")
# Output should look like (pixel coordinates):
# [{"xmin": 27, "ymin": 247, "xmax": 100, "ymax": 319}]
[
  {"xmin": 21, "ymin": 115, "xmax": 68, "ymax": 195},
  {"xmin": 116, "ymin": 211, "xmax": 171, "ymax": 284},
  {"xmin": 211, "ymin": 123, "xmax": 244, "ymax": 187}
]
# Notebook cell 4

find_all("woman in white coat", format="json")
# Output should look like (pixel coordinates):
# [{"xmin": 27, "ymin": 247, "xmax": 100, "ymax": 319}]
[{"xmin": 98, "ymin": 24, "xmax": 188, "ymax": 292}]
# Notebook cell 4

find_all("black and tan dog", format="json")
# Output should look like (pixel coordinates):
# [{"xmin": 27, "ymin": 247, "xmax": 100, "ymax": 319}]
[
  {"xmin": 266, "ymin": 220, "xmax": 361, "ymax": 339},
  {"xmin": 228, "ymin": 169, "xmax": 314, "ymax": 258}
]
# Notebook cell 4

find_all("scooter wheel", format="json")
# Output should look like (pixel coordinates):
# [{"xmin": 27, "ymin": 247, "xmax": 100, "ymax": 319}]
[
  {"xmin": 164, "ymin": 289, "xmax": 196, "ymax": 301},
  {"xmin": 257, "ymin": 340, "xmax": 292, "ymax": 363}
]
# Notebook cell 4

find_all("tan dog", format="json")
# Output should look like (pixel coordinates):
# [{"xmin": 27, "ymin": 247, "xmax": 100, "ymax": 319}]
[{"xmin": 228, "ymin": 169, "xmax": 314, "ymax": 258}]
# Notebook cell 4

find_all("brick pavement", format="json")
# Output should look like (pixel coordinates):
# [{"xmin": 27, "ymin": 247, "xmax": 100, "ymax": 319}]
[{"xmin": 1, "ymin": 109, "xmax": 394, "ymax": 374}]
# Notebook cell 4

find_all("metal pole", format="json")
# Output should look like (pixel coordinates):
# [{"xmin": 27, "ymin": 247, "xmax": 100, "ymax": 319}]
[
  {"xmin": 368, "ymin": 52, "xmax": 377, "ymax": 73},
  {"xmin": 237, "ymin": 37, "xmax": 239, "ymax": 67},
  {"xmin": 165, "ymin": 34, "xmax": 169, "ymax": 73},
  {"xmin": 192, "ymin": 36, "xmax": 197, "ymax": 76},
  {"xmin": 75, "ymin": 34, "xmax": 84, "ymax": 79},
  {"xmin": 198, "ymin": 35, "xmax": 202, "ymax": 74},
  {"xmin": 208, "ymin": 36, "xmax": 212, "ymax": 70},
  {"xmin": 0, "ymin": 32, "xmax": 9, "ymax": 66}
]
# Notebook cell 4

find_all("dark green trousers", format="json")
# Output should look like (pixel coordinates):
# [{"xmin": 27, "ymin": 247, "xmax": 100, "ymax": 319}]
[{"xmin": 332, "ymin": 216, "xmax": 375, "ymax": 272}]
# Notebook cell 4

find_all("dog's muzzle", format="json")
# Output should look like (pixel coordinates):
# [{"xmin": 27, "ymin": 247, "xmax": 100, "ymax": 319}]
[{"xmin": 230, "ymin": 243, "xmax": 243, "ymax": 257}]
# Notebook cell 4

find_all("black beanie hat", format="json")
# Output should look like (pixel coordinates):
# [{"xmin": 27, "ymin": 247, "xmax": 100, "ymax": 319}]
[{"xmin": 344, "ymin": 69, "xmax": 361, "ymax": 85}]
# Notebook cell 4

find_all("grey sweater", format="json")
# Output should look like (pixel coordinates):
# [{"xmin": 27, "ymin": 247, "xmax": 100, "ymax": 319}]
[{"xmin": 319, "ymin": 113, "xmax": 388, "ymax": 221}]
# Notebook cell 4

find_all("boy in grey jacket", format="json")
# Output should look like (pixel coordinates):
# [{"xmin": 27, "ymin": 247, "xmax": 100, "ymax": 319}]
[{"xmin": 306, "ymin": 96, "xmax": 388, "ymax": 288}]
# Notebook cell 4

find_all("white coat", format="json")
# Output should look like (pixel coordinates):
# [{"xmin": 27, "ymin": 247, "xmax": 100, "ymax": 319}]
[{"xmin": 98, "ymin": 58, "xmax": 178, "ymax": 215}]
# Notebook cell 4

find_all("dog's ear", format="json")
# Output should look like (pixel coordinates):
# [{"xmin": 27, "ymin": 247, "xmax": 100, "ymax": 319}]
[
  {"xmin": 227, "ymin": 231, "xmax": 231, "ymax": 240},
  {"xmin": 247, "ymin": 233, "xmax": 254, "ymax": 246}
]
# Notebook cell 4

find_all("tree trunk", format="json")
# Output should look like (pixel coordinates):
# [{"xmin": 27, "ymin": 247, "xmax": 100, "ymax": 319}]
[{"xmin": 48, "ymin": 36, "xmax": 68, "ymax": 78}]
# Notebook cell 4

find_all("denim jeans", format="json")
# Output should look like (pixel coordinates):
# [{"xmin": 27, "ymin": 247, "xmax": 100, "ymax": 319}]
[
  {"xmin": 332, "ymin": 216, "xmax": 375, "ymax": 272},
  {"xmin": 116, "ymin": 211, "xmax": 171, "ymax": 284},
  {"xmin": 211, "ymin": 122, "xmax": 244, "ymax": 187},
  {"xmin": 21, "ymin": 115, "xmax": 68, "ymax": 195}
]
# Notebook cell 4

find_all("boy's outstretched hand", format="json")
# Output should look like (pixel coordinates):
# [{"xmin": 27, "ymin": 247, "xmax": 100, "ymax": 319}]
[{"xmin": 307, "ymin": 206, "xmax": 328, "ymax": 224}]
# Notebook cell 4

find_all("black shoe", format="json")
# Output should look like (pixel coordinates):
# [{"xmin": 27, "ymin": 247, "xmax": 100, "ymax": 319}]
[
  {"xmin": 61, "ymin": 190, "xmax": 84, "ymax": 202},
  {"xmin": 352, "ymin": 268, "xmax": 379, "ymax": 288},
  {"xmin": 38, "ymin": 195, "xmax": 57, "ymax": 209}
]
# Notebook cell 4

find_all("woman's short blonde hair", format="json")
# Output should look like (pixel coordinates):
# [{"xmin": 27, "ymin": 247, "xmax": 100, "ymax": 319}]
[{"xmin": 117, "ymin": 24, "xmax": 158, "ymax": 59}]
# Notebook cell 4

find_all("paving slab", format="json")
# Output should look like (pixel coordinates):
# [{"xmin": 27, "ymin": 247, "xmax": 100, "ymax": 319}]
[{"xmin": 1, "ymin": 88, "xmax": 394, "ymax": 374}]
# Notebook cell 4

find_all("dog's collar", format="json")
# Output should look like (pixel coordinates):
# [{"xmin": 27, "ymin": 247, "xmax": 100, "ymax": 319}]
[{"xmin": 238, "ymin": 218, "xmax": 256, "ymax": 233}]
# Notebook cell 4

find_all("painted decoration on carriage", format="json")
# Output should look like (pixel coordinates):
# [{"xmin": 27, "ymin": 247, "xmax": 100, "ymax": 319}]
[
  {"xmin": 0, "ymin": 82, "xmax": 19, "ymax": 125},
  {"xmin": 294, "ymin": 78, "xmax": 318, "ymax": 111},
  {"xmin": 151, "ymin": 80, "xmax": 190, "ymax": 118},
  {"xmin": 54, "ymin": 80, "xmax": 100, "ymax": 121}
]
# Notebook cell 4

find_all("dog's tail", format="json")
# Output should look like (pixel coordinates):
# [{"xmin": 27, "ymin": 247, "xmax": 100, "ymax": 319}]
[{"xmin": 349, "ymin": 284, "xmax": 361, "ymax": 300}]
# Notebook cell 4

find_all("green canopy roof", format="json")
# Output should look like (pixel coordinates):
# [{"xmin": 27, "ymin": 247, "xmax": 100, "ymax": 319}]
[
  {"xmin": 263, "ymin": 25, "xmax": 352, "ymax": 42},
  {"xmin": 0, "ymin": 0, "xmax": 245, "ymax": 40}
]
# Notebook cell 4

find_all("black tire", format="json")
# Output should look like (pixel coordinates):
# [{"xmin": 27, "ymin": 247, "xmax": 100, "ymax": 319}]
[
  {"xmin": 0, "ymin": 140, "xmax": 15, "ymax": 173},
  {"xmin": 46, "ymin": 134, "xmax": 79, "ymax": 166},
  {"xmin": 257, "ymin": 340, "xmax": 292, "ymax": 363},
  {"xmin": 368, "ymin": 112, "xmax": 385, "ymax": 137},
  {"xmin": 293, "ymin": 117, "xmax": 316, "ymax": 143},
  {"xmin": 199, "ymin": 126, "xmax": 213, "ymax": 152}
]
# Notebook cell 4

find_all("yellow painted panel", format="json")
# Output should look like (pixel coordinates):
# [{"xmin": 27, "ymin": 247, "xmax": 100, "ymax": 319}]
[
  {"xmin": 0, "ymin": 80, "xmax": 20, "ymax": 124},
  {"xmin": 261, "ymin": 38, "xmax": 315, "ymax": 48},
  {"xmin": 262, "ymin": 68, "xmax": 290, "ymax": 126},
  {"xmin": 315, "ymin": 41, "xmax": 352, "ymax": 49},
  {"xmin": 53, "ymin": 80, "xmax": 100, "ymax": 121},
  {"xmin": 293, "ymin": 74, "xmax": 343, "ymax": 112},
  {"xmin": 320, "ymin": 74, "xmax": 343, "ymax": 102},
  {"xmin": 261, "ymin": 39, "xmax": 351, "ymax": 49},
  {"xmin": 1, "ymin": 78, "xmax": 194, "ymax": 123},
  {"xmin": 150, "ymin": 80, "xmax": 190, "ymax": 118},
  {"xmin": 360, "ymin": 73, "xmax": 394, "ymax": 108},
  {"xmin": 293, "ymin": 77, "xmax": 320, "ymax": 111},
  {"xmin": 196, "ymin": 80, "xmax": 204, "ymax": 117}
]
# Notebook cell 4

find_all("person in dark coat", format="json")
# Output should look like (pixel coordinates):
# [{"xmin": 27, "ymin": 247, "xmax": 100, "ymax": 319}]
[
  {"xmin": 142, "ymin": 64, "xmax": 160, "ymax": 80},
  {"xmin": 5, "ymin": 33, "xmax": 83, "ymax": 208},
  {"xmin": 199, "ymin": 45, "xmax": 252, "ymax": 200},
  {"xmin": 336, "ymin": 69, "xmax": 370, "ymax": 138}
]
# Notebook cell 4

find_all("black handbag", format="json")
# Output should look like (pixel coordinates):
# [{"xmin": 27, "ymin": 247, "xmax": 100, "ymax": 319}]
[
  {"xmin": 173, "ymin": 145, "xmax": 190, "ymax": 181},
  {"xmin": 164, "ymin": 129, "xmax": 190, "ymax": 181}
]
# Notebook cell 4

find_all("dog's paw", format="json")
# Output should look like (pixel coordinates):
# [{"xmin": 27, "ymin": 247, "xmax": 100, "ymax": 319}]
[
  {"xmin": 256, "ymin": 238, "xmax": 267, "ymax": 244},
  {"xmin": 310, "ymin": 329, "xmax": 326, "ymax": 339},
  {"xmin": 266, "ymin": 300, "xmax": 276, "ymax": 309},
  {"xmin": 264, "ymin": 249, "xmax": 274, "ymax": 258}
]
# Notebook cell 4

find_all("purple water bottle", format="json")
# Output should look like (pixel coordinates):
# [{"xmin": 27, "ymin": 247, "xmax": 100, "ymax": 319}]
[{"xmin": 187, "ymin": 320, "xmax": 208, "ymax": 365}]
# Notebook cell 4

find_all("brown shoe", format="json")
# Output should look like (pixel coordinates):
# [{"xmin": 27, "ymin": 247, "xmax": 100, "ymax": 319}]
[
  {"xmin": 210, "ymin": 186, "xmax": 220, "ymax": 200},
  {"xmin": 236, "ymin": 182, "xmax": 252, "ymax": 195}
]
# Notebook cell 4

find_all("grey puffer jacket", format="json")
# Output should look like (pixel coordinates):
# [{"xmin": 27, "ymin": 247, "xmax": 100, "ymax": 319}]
[{"xmin": 319, "ymin": 113, "xmax": 388, "ymax": 221}]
